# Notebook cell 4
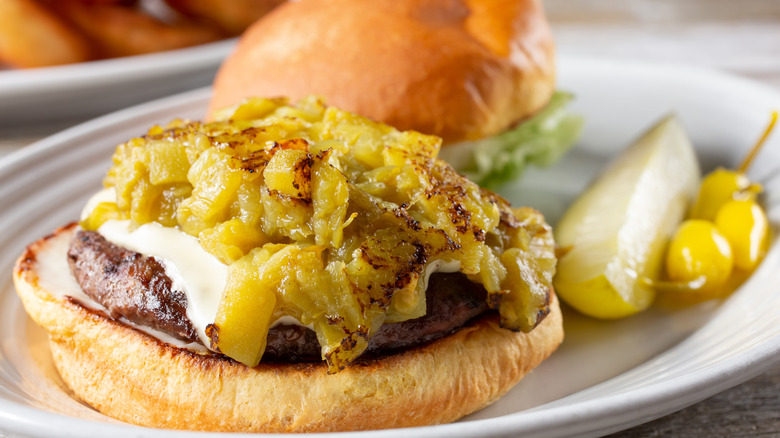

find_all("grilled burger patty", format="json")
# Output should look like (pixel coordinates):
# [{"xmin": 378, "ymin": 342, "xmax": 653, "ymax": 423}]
[
  {"xmin": 67, "ymin": 229, "xmax": 199, "ymax": 342},
  {"xmin": 67, "ymin": 229, "xmax": 489, "ymax": 361}
]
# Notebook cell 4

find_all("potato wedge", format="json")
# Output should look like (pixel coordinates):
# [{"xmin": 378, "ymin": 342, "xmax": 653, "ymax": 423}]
[
  {"xmin": 163, "ymin": 0, "xmax": 284, "ymax": 35},
  {"xmin": 0, "ymin": 0, "xmax": 92, "ymax": 68},
  {"xmin": 52, "ymin": 2, "xmax": 224, "ymax": 58}
]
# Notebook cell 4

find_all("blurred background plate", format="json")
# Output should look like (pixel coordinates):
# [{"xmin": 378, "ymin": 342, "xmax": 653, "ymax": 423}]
[
  {"xmin": 0, "ymin": 56, "xmax": 778, "ymax": 437},
  {"xmin": 0, "ymin": 38, "xmax": 235, "ymax": 136}
]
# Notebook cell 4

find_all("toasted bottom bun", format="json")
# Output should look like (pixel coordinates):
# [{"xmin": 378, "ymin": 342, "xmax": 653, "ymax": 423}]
[{"xmin": 13, "ymin": 225, "xmax": 564, "ymax": 432}]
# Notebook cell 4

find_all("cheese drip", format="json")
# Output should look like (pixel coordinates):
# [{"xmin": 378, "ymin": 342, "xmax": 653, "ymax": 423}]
[{"xmin": 97, "ymin": 220, "xmax": 227, "ymax": 346}]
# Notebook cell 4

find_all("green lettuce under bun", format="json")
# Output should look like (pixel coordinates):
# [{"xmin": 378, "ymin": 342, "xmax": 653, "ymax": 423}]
[{"xmin": 438, "ymin": 91, "xmax": 583, "ymax": 189}]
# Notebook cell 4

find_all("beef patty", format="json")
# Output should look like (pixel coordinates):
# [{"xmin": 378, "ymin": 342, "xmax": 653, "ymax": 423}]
[{"xmin": 67, "ymin": 229, "xmax": 489, "ymax": 362}]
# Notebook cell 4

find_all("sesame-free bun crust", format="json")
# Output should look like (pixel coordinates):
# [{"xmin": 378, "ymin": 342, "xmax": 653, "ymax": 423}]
[
  {"xmin": 14, "ymin": 225, "xmax": 563, "ymax": 432},
  {"xmin": 208, "ymin": 0, "xmax": 556, "ymax": 143}
]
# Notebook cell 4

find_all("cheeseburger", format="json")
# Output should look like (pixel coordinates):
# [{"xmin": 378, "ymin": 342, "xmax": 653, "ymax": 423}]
[
  {"xmin": 14, "ymin": 97, "xmax": 562, "ymax": 432},
  {"xmin": 210, "ymin": 0, "xmax": 582, "ymax": 188}
]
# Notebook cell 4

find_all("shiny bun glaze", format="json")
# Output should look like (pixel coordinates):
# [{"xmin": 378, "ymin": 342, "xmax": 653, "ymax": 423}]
[{"xmin": 208, "ymin": 0, "xmax": 556, "ymax": 143}]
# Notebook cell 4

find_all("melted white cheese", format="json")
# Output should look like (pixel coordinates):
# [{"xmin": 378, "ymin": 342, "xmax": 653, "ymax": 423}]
[
  {"xmin": 97, "ymin": 220, "xmax": 227, "ymax": 346},
  {"xmin": 76, "ymin": 194, "xmax": 468, "ymax": 349},
  {"xmin": 270, "ymin": 315, "xmax": 314, "ymax": 330},
  {"xmin": 419, "ymin": 259, "xmax": 461, "ymax": 292},
  {"xmin": 93, "ymin": 222, "xmax": 461, "ymax": 342},
  {"xmin": 80, "ymin": 187, "xmax": 116, "ymax": 221}
]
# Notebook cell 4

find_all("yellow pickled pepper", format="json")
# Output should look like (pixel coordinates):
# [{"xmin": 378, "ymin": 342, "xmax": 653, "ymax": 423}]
[
  {"xmin": 715, "ymin": 199, "xmax": 769, "ymax": 270},
  {"xmin": 664, "ymin": 111, "xmax": 776, "ymax": 293},
  {"xmin": 665, "ymin": 220, "xmax": 733, "ymax": 291}
]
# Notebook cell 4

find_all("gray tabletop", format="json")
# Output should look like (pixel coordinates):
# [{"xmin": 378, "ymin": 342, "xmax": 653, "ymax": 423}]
[{"xmin": 611, "ymin": 364, "xmax": 780, "ymax": 436}]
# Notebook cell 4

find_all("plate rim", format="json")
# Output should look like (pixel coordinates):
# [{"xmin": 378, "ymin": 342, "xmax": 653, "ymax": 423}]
[{"xmin": 0, "ymin": 39, "xmax": 236, "ymax": 96}]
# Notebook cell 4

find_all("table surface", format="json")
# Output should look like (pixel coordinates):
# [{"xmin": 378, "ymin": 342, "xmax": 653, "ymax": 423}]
[{"xmin": 2, "ymin": 1, "xmax": 780, "ymax": 436}]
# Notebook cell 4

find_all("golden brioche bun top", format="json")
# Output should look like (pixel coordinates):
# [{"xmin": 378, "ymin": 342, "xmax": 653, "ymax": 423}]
[{"xmin": 208, "ymin": 0, "xmax": 556, "ymax": 143}]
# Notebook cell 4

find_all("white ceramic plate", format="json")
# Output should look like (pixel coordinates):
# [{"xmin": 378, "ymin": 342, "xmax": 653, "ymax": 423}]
[
  {"xmin": 0, "ymin": 56, "xmax": 779, "ymax": 437},
  {"xmin": 0, "ymin": 39, "xmax": 235, "ymax": 134}
]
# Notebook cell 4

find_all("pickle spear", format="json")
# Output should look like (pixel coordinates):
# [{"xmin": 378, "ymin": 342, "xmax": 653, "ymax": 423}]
[{"xmin": 554, "ymin": 116, "xmax": 700, "ymax": 318}]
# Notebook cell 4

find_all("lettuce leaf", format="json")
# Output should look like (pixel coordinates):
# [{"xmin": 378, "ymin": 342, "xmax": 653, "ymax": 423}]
[{"xmin": 438, "ymin": 91, "xmax": 583, "ymax": 189}]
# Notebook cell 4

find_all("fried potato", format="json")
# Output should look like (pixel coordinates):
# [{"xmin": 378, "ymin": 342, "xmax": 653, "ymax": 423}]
[
  {"xmin": 163, "ymin": 0, "xmax": 285, "ymax": 35},
  {"xmin": 0, "ymin": 0, "xmax": 92, "ymax": 68},
  {"xmin": 1, "ymin": 0, "xmax": 280, "ymax": 69},
  {"xmin": 52, "ymin": 2, "xmax": 225, "ymax": 58},
  {"xmin": 55, "ymin": 0, "xmax": 138, "ymax": 5}
]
